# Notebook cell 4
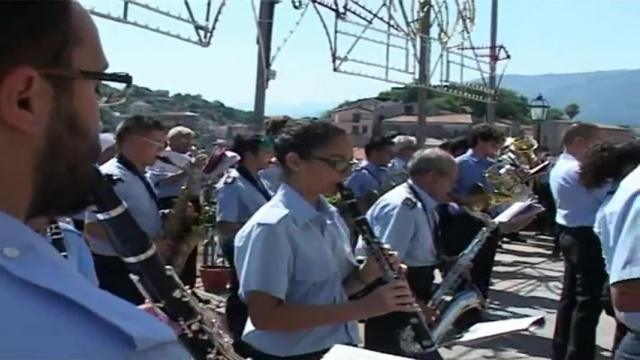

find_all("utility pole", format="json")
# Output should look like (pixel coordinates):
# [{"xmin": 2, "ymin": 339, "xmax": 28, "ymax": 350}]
[
  {"xmin": 416, "ymin": 1, "xmax": 431, "ymax": 146},
  {"xmin": 253, "ymin": 0, "xmax": 278, "ymax": 130},
  {"xmin": 486, "ymin": 0, "xmax": 498, "ymax": 124}
]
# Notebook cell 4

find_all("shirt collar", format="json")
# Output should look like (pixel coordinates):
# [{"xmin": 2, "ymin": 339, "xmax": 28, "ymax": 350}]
[
  {"xmin": 407, "ymin": 180, "xmax": 438, "ymax": 210},
  {"xmin": 0, "ymin": 211, "xmax": 44, "ymax": 249},
  {"xmin": 464, "ymin": 149, "xmax": 485, "ymax": 163},
  {"xmin": 559, "ymin": 151, "xmax": 578, "ymax": 163},
  {"xmin": 275, "ymin": 183, "xmax": 336, "ymax": 226}
]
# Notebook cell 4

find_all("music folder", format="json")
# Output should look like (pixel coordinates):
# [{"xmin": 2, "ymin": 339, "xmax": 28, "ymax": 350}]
[
  {"xmin": 442, "ymin": 314, "xmax": 546, "ymax": 347},
  {"xmin": 322, "ymin": 345, "xmax": 415, "ymax": 360},
  {"xmin": 322, "ymin": 315, "xmax": 545, "ymax": 359}
]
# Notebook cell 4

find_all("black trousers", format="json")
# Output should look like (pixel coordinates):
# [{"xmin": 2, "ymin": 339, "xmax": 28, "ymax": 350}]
[
  {"xmin": 364, "ymin": 266, "xmax": 443, "ymax": 360},
  {"xmin": 92, "ymin": 253, "xmax": 144, "ymax": 305},
  {"xmin": 220, "ymin": 238, "xmax": 249, "ymax": 345},
  {"xmin": 552, "ymin": 226, "xmax": 607, "ymax": 360}
]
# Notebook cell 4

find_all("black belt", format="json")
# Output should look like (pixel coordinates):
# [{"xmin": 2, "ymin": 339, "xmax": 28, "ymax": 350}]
[{"xmin": 558, "ymin": 224, "xmax": 593, "ymax": 231}]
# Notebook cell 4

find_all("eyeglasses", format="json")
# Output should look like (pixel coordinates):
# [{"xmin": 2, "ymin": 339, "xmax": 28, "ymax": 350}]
[
  {"xmin": 134, "ymin": 135, "xmax": 167, "ymax": 150},
  {"xmin": 312, "ymin": 155, "xmax": 357, "ymax": 173},
  {"xmin": 38, "ymin": 69, "xmax": 133, "ymax": 107}
]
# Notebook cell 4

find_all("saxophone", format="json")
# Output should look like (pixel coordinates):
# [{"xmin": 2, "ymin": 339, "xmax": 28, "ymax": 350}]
[
  {"xmin": 89, "ymin": 167, "xmax": 245, "ymax": 360},
  {"xmin": 426, "ymin": 212, "xmax": 496, "ymax": 344},
  {"xmin": 158, "ymin": 155, "xmax": 206, "ymax": 274},
  {"xmin": 337, "ymin": 184, "xmax": 437, "ymax": 356}
]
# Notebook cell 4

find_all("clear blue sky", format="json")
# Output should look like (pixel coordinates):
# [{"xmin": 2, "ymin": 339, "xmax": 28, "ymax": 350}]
[{"xmin": 80, "ymin": 0, "xmax": 640, "ymax": 116}]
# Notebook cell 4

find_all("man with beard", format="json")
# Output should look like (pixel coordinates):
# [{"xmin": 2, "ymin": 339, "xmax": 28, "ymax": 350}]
[
  {"xmin": 0, "ymin": 1, "xmax": 188, "ymax": 358},
  {"xmin": 85, "ymin": 115, "xmax": 167, "ymax": 305}
]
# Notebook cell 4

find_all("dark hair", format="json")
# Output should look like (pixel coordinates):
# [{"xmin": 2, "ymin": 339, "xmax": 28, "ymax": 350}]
[
  {"xmin": 231, "ymin": 134, "xmax": 268, "ymax": 159},
  {"xmin": 450, "ymin": 136, "xmax": 470, "ymax": 156},
  {"xmin": 0, "ymin": 1, "xmax": 74, "ymax": 80},
  {"xmin": 274, "ymin": 121, "xmax": 346, "ymax": 172},
  {"xmin": 468, "ymin": 124, "xmax": 504, "ymax": 147},
  {"xmin": 265, "ymin": 116, "xmax": 291, "ymax": 137},
  {"xmin": 562, "ymin": 123, "xmax": 599, "ymax": 146},
  {"xmin": 364, "ymin": 136, "xmax": 394, "ymax": 157},
  {"xmin": 580, "ymin": 141, "xmax": 640, "ymax": 189},
  {"xmin": 115, "ymin": 115, "xmax": 166, "ymax": 145}
]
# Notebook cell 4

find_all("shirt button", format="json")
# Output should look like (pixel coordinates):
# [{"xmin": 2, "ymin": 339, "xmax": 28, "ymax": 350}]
[{"xmin": 3, "ymin": 247, "xmax": 20, "ymax": 259}]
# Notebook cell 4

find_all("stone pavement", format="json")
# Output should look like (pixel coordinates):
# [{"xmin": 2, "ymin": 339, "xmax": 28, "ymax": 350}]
[{"xmin": 436, "ymin": 234, "xmax": 615, "ymax": 360}]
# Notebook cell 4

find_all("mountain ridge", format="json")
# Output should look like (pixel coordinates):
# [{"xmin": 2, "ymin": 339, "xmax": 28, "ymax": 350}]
[{"xmin": 499, "ymin": 69, "xmax": 640, "ymax": 126}]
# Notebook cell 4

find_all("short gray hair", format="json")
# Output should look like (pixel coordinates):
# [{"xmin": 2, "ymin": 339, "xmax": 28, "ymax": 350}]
[
  {"xmin": 393, "ymin": 135, "xmax": 417, "ymax": 152},
  {"xmin": 408, "ymin": 148, "xmax": 456, "ymax": 177},
  {"xmin": 167, "ymin": 126, "xmax": 195, "ymax": 139}
]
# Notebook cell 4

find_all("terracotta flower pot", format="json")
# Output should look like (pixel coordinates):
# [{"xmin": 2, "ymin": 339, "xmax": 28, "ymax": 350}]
[{"xmin": 200, "ymin": 265, "xmax": 234, "ymax": 292}]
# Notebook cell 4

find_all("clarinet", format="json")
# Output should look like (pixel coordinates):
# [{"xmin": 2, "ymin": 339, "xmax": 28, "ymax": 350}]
[
  {"xmin": 337, "ymin": 184, "xmax": 436, "ymax": 355},
  {"xmin": 89, "ymin": 167, "xmax": 243, "ymax": 360},
  {"xmin": 45, "ymin": 220, "xmax": 68, "ymax": 258}
]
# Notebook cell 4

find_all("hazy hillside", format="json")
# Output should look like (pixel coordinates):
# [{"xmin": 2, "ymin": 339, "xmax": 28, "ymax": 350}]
[{"xmin": 500, "ymin": 69, "xmax": 640, "ymax": 126}]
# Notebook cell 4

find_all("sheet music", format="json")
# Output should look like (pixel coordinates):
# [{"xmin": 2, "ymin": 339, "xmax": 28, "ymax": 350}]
[
  {"xmin": 322, "ymin": 345, "xmax": 415, "ymax": 360},
  {"xmin": 447, "ymin": 315, "xmax": 546, "ymax": 346},
  {"xmin": 492, "ymin": 199, "xmax": 545, "ymax": 224}
]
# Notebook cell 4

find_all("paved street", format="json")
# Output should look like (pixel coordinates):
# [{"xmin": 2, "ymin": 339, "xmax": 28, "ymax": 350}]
[{"xmin": 437, "ymin": 234, "xmax": 615, "ymax": 360}]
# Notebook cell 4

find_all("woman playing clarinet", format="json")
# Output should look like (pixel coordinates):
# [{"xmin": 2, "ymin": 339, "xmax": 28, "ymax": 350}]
[{"xmin": 234, "ymin": 121, "xmax": 416, "ymax": 360}]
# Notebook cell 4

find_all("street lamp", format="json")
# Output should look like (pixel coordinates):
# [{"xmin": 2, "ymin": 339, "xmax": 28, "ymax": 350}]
[{"xmin": 529, "ymin": 94, "xmax": 550, "ymax": 145}]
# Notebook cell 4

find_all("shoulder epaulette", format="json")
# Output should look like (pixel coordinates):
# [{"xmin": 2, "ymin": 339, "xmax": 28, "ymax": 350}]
[
  {"xmin": 104, "ymin": 174, "xmax": 124, "ymax": 185},
  {"xmin": 222, "ymin": 170, "xmax": 238, "ymax": 185},
  {"xmin": 402, "ymin": 197, "xmax": 417, "ymax": 209},
  {"xmin": 256, "ymin": 207, "xmax": 289, "ymax": 225}
]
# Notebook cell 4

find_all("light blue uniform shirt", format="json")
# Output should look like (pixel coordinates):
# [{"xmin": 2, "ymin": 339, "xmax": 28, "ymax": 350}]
[
  {"xmin": 234, "ymin": 183, "xmax": 359, "ymax": 356},
  {"xmin": 216, "ymin": 168, "xmax": 271, "ymax": 225},
  {"xmin": 594, "ymin": 165, "xmax": 640, "ymax": 330},
  {"xmin": 86, "ymin": 157, "xmax": 163, "ymax": 256},
  {"xmin": 259, "ymin": 163, "xmax": 284, "ymax": 194},
  {"xmin": 549, "ymin": 152, "xmax": 609, "ymax": 227},
  {"xmin": 453, "ymin": 149, "xmax": 494, "ymax": 196},
  {"xmin": 357, "ymin": 181, "xmax": 439, "ymax": 267},
  {"xmin": 0, "ymin": 211, "xmax": 189, "ymax": 359},
  {"xmin": 51, "ymin": 222, "xmax": 99, "ymax": 286},
  {"xmin": 345, "ymin": 162, "xmax": 389, "ymax": 199}
]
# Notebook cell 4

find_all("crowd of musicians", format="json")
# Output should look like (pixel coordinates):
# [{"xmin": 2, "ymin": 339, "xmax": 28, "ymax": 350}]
[{"xmin": 1, "ymin": 2, "xmax": 640, "ymax": 360}]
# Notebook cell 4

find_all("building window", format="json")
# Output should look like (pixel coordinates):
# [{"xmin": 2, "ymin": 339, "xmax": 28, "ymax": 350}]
[
  {"xmin": 352, "ymin": 126, "xmax": 360, "ymax": 135},
  {"xmin": 362, "ymin": 125, "xmax": 368, "ymax": 134},
  {"xmin": 352, "ymin": 113, "xmax": 362, "ymax": 123}
]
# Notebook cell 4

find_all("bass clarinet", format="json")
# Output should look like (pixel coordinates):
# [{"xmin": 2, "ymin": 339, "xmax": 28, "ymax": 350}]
[
  {"xmin": 89, "ymin": 167, "xmax": 244, "ymax": 360},
  {"xmin": 337, "ymin": 184, "xmax": 437, "ymax": 356}
]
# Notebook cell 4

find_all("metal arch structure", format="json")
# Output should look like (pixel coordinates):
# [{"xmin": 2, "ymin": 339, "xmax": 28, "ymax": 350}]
[
  {"xmin": 87, "ymin": 0, "xmax": 227, "ymax": 47},
  {"xmin": 301, "ymin": 0, "xmax": 510, "ymax": 104}
]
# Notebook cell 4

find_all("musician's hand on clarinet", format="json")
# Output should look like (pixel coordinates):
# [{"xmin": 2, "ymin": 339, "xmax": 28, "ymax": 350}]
[
  {"xmin": 417, "ymin": 300, "xmax": 438, "ymax": 324},
  {"xmin": 360, "ymin": 280, "xmax": 417, "ymax": 317},
  {"xmin": 360, "ymin": 246, "xmax": 402, "ymax": 283}
]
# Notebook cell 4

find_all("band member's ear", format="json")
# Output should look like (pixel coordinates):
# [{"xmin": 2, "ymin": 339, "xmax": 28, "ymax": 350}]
[
  {"xmin": 284, "ymin": 152, "xmax": 302, "ymax": 172},
  {"xmin": 0, "ymin": 66, "xmax": 46, "ymax": 136}
]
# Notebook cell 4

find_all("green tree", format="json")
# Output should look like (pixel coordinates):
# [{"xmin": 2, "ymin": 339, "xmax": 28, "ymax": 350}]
[
  {"xmin": 548, "ymin": 108, "xmax": 565, "ymax": 120},
  {"xmin": 564, "ymin": 103, "xmax": 580, "ymax": 119}
]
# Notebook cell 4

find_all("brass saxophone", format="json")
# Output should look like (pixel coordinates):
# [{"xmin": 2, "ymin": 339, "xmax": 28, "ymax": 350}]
[
  {"xmin": 158, "ymin": 155, "xmax": 206, "ymax": 274},
  {"xmin": 426, "ymin": 210, "xmax": 496, "ymax": 344}
]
